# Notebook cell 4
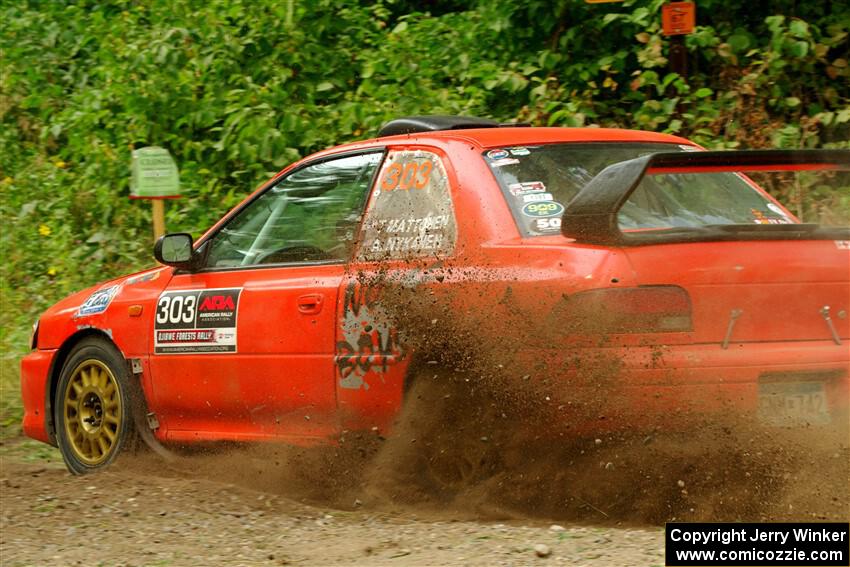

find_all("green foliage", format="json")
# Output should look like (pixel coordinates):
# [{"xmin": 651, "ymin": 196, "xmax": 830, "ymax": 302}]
[{"xmin": 2, "ymin": 0, "xmax": 849, "ymax": 359}]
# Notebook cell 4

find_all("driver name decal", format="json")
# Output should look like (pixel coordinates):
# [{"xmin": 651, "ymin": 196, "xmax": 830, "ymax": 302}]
[{"xmin": 154, "ymin": 288, "xmax": 242, "ymax": 354}]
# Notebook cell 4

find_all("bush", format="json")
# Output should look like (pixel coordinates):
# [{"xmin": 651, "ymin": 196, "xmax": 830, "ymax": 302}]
[{"xmin": 2, "ymin": 0, "xmax": 848, "ymax": 354}]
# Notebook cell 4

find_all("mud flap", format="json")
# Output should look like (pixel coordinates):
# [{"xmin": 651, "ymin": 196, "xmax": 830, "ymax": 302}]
[{"xmin": 127, "ymin": 358, "xmax": 175, "ymax": 462}]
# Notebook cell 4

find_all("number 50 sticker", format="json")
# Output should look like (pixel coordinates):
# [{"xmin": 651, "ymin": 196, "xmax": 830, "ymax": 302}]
[{"xmin": 381, "ymin": 160, "xmax": 433, "ymax": 191}]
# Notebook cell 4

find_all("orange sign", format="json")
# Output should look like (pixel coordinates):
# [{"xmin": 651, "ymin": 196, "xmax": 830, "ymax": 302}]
[{"xmin": 662, "ymin": 2, "xmax": 695, "ymax": 36}]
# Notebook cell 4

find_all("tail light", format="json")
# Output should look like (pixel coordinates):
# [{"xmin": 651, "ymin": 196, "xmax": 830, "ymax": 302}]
[{"xmin": 566, "ymin": 285, "xmax": 692, "ymax": 334}]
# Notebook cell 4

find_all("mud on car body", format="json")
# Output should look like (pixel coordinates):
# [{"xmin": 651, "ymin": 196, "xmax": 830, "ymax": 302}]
[{"xmin": 21, "ymin": 116, "xmax": 850, "ymax": 474}]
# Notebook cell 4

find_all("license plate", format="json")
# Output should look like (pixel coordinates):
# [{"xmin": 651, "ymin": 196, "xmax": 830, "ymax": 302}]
[{"xmin": 758, "ymin": 380, "xmax": 830, "ymax": 426}]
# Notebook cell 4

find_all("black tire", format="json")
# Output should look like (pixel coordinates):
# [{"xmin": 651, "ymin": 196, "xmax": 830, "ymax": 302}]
[{"xmin": 53, "ymin": 337, "xmax": 136, "ymax": 474}]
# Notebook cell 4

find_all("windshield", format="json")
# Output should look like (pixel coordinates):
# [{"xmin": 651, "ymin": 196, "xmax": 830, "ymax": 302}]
[{"xmin": 484, "ymin": 143, "xmax": 794, "ymax": 237}]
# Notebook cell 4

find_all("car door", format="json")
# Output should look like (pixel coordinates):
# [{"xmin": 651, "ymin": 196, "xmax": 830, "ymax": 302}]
[
  {"xmin": 147, "ymin": 150, "xmax": 385, "ymax": 443},
  {"xmin": 335, "ymin": 147, "xmax": 460, "ymax": 433}
]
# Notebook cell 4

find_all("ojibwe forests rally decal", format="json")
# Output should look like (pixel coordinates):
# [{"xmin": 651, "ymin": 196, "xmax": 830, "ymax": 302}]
[{"xmin": 154, "ymin": 288, "xmax": 242, "ymax": 354}]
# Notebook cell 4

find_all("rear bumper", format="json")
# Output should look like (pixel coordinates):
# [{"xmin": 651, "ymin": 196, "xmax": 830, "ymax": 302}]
[
  {"xmin": 545, "ymin": 340, "xmax": 849, "ymax": 430},
  {"xmin": 20, "ymin": 349, "xmax": 56, "ymax": 445}
]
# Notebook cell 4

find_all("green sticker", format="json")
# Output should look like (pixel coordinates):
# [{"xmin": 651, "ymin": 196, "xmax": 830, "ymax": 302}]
[{"xmin": 131, "ymin": 146, "xmax": 180, "ymax": 198}]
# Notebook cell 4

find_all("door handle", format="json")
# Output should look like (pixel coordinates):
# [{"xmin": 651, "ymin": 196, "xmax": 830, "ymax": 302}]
[{"xmin": 297, "ymin": 294, "xmax": 324, "ymax": 315}]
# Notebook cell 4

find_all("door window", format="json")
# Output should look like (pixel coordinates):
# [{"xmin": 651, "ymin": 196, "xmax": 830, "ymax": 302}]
[
  {"xmin": 357, "ymin": 150, "xmax": 457, "ymax": 261},
  {"xmin": 205, "ymin": 152, "xmax": 383, "ymax": 268}
]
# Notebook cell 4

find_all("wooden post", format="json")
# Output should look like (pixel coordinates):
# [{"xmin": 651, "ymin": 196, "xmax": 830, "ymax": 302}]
[
  {"xmin": 669, "ymin": 35, "xmax": 688, "ymax": 77},
  {"xmin": 152, "ymin": 199, "xmax": 166, "ymax": 242},
  {"xmin": 662, "ymin": 1, "xmax": 694, "ymax": 78}
]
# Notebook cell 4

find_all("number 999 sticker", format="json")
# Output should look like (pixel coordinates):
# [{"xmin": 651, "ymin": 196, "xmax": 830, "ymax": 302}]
[{"xmin": 154, "ymin": 288, "xmax": 242, "ymax": 354}]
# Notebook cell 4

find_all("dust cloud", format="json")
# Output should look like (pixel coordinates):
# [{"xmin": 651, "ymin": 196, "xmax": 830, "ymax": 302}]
[{"xmin": 122, "ymin": 269, "xmax": 849, "ymax": 526}]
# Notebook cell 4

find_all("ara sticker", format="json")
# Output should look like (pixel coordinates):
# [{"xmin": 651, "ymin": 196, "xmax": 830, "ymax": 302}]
[
  {"xmin": 508, "ymin": 181, "xmax": 546, "ymax": 196},
  {"xmin": 509, "ymin": 147, "xmax": 530, "ymax": 156},
  {"xmin": 77, "ymin": 285, "xmax": 120, "ymax": 317},
  {"xmin": 835, "ymin": 240, "xmax": 850, "ymax": 250},
  {"xmin": 522, "ymin": 192, "xmax": 554, "ymax": 203},
  {"xmin": 677, "ymin": 145, "xmax": 702, "ymax": 152},
  {"xmin": 522, "ymin": 201, "xmax": 565, "ymax": 217},
  {"xmin": 486, "ymin": 149, "xmax": 510, "ymax": 160},
  {"xmin": 489, "ymin": 157, "xmax": 520, "ymax": 167},
  {"xmin": 154, "ymin": 288, "xmax": 242, "ymax": 354}
]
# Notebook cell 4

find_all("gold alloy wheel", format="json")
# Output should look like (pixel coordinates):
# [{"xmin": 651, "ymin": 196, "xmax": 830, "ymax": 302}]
[{"xmin": 62, "ymin": 359, "xmax": 122, "ymax": 465}]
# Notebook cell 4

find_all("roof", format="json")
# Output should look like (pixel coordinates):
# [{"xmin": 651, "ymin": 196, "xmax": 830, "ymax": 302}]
[
  {"xmin": 376, "ymin": 126, "xmax": 692, "ymax": 148},
  {"xmin": 301, "ymin": 126, "xmax": 695, "ymax": 167}
]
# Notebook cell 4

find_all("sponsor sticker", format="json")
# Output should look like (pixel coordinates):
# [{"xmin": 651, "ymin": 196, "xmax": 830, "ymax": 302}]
[
  {"xmin": 489, "ymin": 158, "xmax": 520, "ymax": 167},
  {"xmin": 154, "ymin": 288, "xmax": 242, "ymax": 354},
  {"xmin": 508, "ymin": 181, "xmax": 546, "ymax": 196},
  {"xmin": 509, "ymin": 147, "xmax": 530, "ymax": 156},
  {"xmin": 677, "ymin": 144, "xmax": 702, "ymax": 152},
  {"xmin": 76, "ymin": 285, "xmax": 120, "ymax": 317},
  {"xmin": 836, "ymin": 240, "xmax": 850, "ymax": 250},
  {"xmin": 522, "ymin": 201, "xmax": 565, "ymax": 218},
  {"xmin": 522, "ymin": 192, "xmax": 554, "ymax": 203},
  {"xmin": 486, "ymin": 149, "xmax": 510, "ymax": 160},
  {"xmin": 766, "ymin": 202, "xmax": 791, "ymax": 217},
  {"xmin": 751, "ymin": 208, "xmax": 790, "ymax": 225},
  {"xmin": 534, "ymin": 217, "xmax": 562, "ymax": 232}
]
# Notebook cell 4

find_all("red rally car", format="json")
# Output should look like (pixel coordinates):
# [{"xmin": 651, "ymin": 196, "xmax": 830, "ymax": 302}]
[{"xmin": 20, "ymin": 116, "xmax": 850, "ymax": 474}]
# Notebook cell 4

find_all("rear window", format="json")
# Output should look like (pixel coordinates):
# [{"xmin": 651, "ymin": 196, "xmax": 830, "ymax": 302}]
[{"xmin": 484, "ymin": 143, "xmax": 794, "ymax": 237}]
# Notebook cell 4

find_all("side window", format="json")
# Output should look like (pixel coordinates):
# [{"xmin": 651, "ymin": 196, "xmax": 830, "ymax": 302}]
[
  {"xmin": 205, "ymin": 152, "xmax": 383, "ymax": 268},
  {"xmin": 357, "ymin": 150, "xmax": 457, "ymax": 261}
]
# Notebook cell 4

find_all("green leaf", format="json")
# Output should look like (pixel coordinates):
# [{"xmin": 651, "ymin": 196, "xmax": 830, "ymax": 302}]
[
  {"xmin": 694, "ymin": 88, "xmax": 713, "ymax": 98},
  {"xmin": 728, "ymin": 33, "xmax": 750, "ymax": 53},
  {"xmin": 602, "ymin": 13, "xmax": 621, "ymax": 26},
  {"xmin": 789, "ymin": 19, "xmax": 809, "ymax": 38},
  {"xmin": 788, "ymin": 40, "xmax": 809, "ymax": 58}
]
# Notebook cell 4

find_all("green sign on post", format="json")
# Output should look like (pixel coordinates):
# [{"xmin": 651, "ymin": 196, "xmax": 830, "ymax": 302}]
[
  {"xmin": 130, "ymin": 146, "xmax": 181, "ymax": 199},
  {"xmin": 130, "ymin": 146, "xmax": 180, "ymax": 242}
]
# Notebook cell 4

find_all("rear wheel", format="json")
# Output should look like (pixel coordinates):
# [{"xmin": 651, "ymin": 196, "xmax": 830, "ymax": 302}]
[
  {"xmin": 54, "ymin": 338, "xmax": 135, "ymax": 474},
  {"xmin": 392, "ymin": 369, "xmax": 502, "ymax": 497}
]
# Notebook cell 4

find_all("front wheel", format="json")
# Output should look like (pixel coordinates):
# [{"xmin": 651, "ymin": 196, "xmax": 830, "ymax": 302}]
[{"xmin": 54, "ymin": 338, "xmax": 135, "ymax": 474}]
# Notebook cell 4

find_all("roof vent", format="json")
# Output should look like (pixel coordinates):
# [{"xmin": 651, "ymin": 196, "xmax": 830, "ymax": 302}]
[{"xmin": 377, "ymin": 115, "xmax": 500, "ymax": 137}]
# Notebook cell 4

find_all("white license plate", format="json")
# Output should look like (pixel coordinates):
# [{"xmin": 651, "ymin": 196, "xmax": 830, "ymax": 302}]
[{"xmin": 758, "ymin": 380, "xmax": 830, "ymax": 426}]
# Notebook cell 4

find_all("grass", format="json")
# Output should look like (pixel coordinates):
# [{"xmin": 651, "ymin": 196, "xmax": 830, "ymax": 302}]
[{"xmin": 1, "ymin": 355, "xmax": 24, "ymax": 441}]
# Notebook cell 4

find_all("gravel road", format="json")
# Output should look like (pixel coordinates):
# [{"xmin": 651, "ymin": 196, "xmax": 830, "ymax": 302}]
[
  {"xmin": 1, "ymin": 449, "xmax": 665, "ymax": 567},
  {"xmin": 1, "ymin": 406, "xmax": 846, "ymax": 567}
]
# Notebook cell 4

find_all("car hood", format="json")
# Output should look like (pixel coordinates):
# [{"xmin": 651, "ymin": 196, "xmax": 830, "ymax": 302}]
[{"xmin": 40, "ymin": 266, "xmax": 167, "ymax": 323}]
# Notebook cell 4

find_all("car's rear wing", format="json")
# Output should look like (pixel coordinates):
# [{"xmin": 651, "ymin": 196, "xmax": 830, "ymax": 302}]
[{"xmin": 561, "ymin": 149, "xmax": 850, "ymax": 245}]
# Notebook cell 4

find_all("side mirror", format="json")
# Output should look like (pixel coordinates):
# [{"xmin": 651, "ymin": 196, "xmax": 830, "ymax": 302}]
[{"xmin": 154, "ymin": 233, "xmax": 196, "ymax": 269}]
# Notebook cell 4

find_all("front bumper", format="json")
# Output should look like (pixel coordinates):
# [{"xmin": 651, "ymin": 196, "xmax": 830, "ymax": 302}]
[{"xmin": 20, "ymin": 349, "xmax": 57, "ymax": 444}]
